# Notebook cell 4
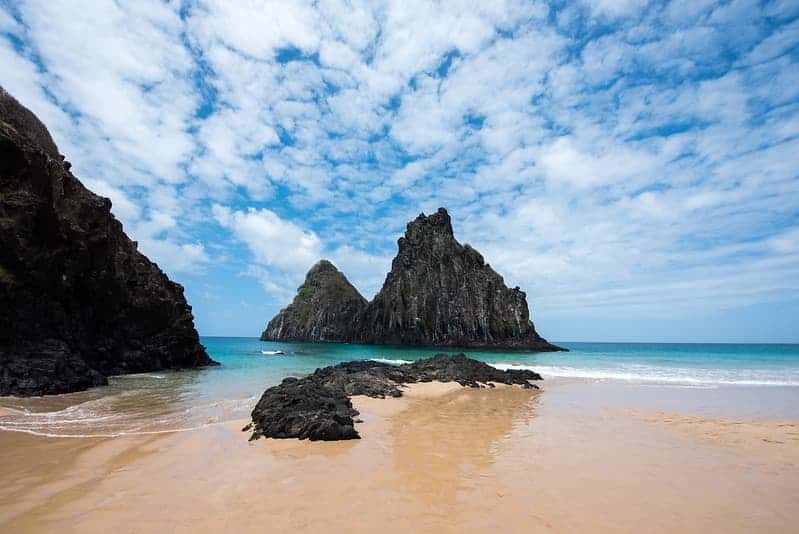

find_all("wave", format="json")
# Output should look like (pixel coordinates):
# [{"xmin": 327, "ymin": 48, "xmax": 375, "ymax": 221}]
[
  {"xmin": 489, "ymin": 363, "xmax": 799, "ymax": 386},
  {"xmin": 0, "ymin": 393, "xmax": 259, "ymax": 439},
  {"xmin": 260, "ymin": 350, "xmax": 285, "ymax": 355},
  {"xmin": 0, "ymin": 423, "xmax": 216, "ymax": 439},
  {"xmin": 370, "ymin": 358, "xmax": 413, "ymax": 365}
]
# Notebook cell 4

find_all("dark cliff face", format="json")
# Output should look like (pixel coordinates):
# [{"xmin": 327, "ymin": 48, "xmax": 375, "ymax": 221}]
[
  {"xmin": 261, "ymin": 260, "xmax": 366, "ymax": 342},
  {"xmin": 0, "ymin": 87, "xmax": 217, "ymax": 397},
  {"xmin": 356, "ymin": 208, "xmax": 562, "ymax": 351}
]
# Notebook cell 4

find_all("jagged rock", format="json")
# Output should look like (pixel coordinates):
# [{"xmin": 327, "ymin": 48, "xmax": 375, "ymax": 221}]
[
  {"xmin": 357, "ymin": 208, "xmax": 563, "ymax": 350},
  {"xmin": 261, "ymin": 260, "xmax": 366, "ymax": 342},
  {"xmin": 0, "ymin": 87, "xmax": 218, "ymax": 397},
  {"xmin": 249, "ymin": 353, "xmax": 542, "ymax": 441},
  {"xmin": 261, "ymin": 208, "xmax": 565, "ymax": 351}
]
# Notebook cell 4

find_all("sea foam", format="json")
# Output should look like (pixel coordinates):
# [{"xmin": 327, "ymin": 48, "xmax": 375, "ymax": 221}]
[
  {"xmin": 370, "ymin": 358, "xmax": 413, "ymax": 365},
  {"xmin": 489, "ymin": 363, "xmax": 799, "ymax": 386}
]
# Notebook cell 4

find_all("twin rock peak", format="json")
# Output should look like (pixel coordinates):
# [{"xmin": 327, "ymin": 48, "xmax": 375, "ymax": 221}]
[{"xmin": 262, "ymin": 208, "xmax": 564, "ymax": 352}]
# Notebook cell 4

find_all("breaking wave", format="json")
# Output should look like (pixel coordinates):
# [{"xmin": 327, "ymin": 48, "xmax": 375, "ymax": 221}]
[
  {"xmin": 370, "ymin": 358, "xmax": 413, "ymax": 365},
  {"xmin": 489, "ymin": 363, "xmax": 799, "ymax": 387}
]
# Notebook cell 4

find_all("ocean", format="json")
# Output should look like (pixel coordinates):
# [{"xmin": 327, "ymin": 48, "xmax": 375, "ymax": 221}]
[{"xmin": 1, "ymin": 338, "xmax": 798, "ymax": 437}]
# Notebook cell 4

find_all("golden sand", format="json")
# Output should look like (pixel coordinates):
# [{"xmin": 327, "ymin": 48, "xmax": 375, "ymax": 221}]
[
  {"xmin": 628, "ymin": 409, "xmax": 799, "ymax": 465},
  {"xmin": 1, "ymin": 382, "xmax": 798, "ymax": 533}
]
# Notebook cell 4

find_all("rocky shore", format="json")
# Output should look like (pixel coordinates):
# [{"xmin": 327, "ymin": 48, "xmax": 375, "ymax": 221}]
[{"xmin": 247, "ymin": 353, "xmax": 542, "ymax": 441}]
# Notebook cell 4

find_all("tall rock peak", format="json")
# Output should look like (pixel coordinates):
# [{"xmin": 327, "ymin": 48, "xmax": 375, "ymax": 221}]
[
  {"xmin": 261, "ymin": 260, "xmax": 366, "ymax": 343},
  {"xmin": 404, "ymin": 207, "xmax": 454, "ymax": 241},
  {"xmin": 0, "ymin": 87, "xmax": 217, "ymax": 396}
]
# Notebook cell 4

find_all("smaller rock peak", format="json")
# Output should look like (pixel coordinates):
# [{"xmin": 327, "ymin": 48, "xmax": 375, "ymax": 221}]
[
  {"xmin": 307, "ymin": 259, "xmax": 339, "ymax": 277},
  {"xmin": 405, "ymin": 207, "xmax": 454, "ymax": 241}
]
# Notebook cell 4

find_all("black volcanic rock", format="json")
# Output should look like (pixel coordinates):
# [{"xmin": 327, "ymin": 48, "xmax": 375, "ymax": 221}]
[
  {"xmin": 249, "ymin": 353, "xmax": 542, "ymax": 441},
  {"xmin": 0, "ymin": 87, "xmax": 217, "ymax": 397},
  {"xmin": 261, "ymin": 260, "xmax": 366, "ymax": 342},
  {"xmin": 356, "ymin": 208, "xmax": 563, "ymax": 351},
  {"xmin": 262, "ymin": 208, "xmax": 564, "ymax": 351}
]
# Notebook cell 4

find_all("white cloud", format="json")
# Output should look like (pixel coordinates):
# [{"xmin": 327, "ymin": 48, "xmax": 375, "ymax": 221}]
[
  {"xmin": 0, "ymin": 7, "xmax": 19, "ymax": 34},
  {"xmin": 741, "ymin": 19, "xmax": 799, "ymax": 65},
  {"xmin": 583, "ymin": 0, "xmax": 649, "ymax": 18},
  {"xmin": 138, "ymin": 239, "xmax": 210, "ymax": 275},
  {"xmin": 212, "ymin": 205, "xmax": 322, "ymax": 272}
]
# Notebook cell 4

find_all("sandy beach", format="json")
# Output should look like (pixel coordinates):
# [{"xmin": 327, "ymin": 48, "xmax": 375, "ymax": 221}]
[{"xmin": 1, "ymin": 380, "xmax": 797, "ymax": 533}]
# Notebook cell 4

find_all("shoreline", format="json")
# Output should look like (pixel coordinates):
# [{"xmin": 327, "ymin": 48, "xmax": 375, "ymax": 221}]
[
  {"xmin": 2, "ymin": 375, "xmax": 799, "ymax": 438},
  {"xmin": 2, "ymin": 379, "xmax": 798, "ymax": 533}
]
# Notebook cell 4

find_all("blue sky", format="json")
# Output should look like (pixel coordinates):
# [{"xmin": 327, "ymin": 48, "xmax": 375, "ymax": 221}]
[{"xmin": 1, "ymin": 0, "xmax": 798, "ymax": 342}]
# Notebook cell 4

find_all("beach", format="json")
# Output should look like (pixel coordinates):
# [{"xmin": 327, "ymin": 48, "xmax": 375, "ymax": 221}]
[{"xmin": 2, "ymin": 377, "xmax": 797, "ymax": 533}]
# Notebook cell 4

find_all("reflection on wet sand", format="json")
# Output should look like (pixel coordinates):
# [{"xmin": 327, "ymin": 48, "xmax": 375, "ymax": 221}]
[
  {"xmin": 1, "ymin": 381, "xmax": 798, "ymax": 533},
  {"xmin": 390, "ymin": 386, "xmax": 539, "ymax": 515},
  {"xmin": 0, "ymin": 368, "xmax": 253, "ymax": 437}
]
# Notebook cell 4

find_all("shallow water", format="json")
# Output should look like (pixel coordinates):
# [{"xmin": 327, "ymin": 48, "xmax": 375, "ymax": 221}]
[{"xmin": 1, "ymin": 338, "xmax": 798, "ymax": 436}]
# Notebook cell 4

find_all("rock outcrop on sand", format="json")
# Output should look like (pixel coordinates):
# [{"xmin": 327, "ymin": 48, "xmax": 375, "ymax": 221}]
[
  {"xmin": 0, "ymin": 87, "xmax": 217, "ymax": 397},
  {"xmin": 260, "ymin": 260, "xmax": 366, "ymax": 342},
  {"xmin": 248, "ymin": 353, "xmax": 542, "ymax": 441},
  {"xmin": 262, "ymin": 208, "xmax": 564, "ymax": 352}
]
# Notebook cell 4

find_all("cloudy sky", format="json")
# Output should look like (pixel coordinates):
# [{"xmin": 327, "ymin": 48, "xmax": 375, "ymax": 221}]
[{"xmin": 2, "ymin": 0, "xmax": 798, "ymax": 342}]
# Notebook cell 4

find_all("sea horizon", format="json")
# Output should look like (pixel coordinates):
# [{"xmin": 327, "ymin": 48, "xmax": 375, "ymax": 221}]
[{"xmin": 201, "ymin": 335, "xmax": 799, "ymax": 346}]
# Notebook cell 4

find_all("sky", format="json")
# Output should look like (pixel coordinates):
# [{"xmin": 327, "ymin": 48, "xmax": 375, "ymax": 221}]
[{"xmin": 1, "ymin": 0, "xmax": 798, "ymax": 343}]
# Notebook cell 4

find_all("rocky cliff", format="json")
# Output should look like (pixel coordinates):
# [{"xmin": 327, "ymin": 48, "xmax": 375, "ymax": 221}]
[
  {"xmin": 260, "ymin": 260, "xmax": 366, "ymax": 342},
  {"xmin": 0, "ymin": 87, "xmax": 217, "ymax": 397},
  {"xmin": 262, "ymin": 208, "xmax": 564, "ymax": 352},
  {"xmin": 356, "ymin": 208, "xmax": 562, "ymax": 350}
]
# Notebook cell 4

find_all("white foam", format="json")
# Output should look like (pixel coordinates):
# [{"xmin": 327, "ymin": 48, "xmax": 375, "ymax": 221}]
[
  {"xmin": 489, "ymin": 363, "xmax": 799, "ymax": 387},
  {"xmin": 370, "ymin": 358, "xmax": 413, "ymax": 365},
  {"xmin": 0, "ymin": 423, "xmax": 215, "ymax": 439},
  {"xmin": 114, "ymin": 373, "xmax": 166, "ymax": 379}
]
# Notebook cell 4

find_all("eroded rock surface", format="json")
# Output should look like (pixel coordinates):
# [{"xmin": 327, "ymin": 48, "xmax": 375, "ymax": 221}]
[
  {"xmin": 0, "ymin": 87, "xmax": 217, "ymax": 396},
  {"xmin": 260, "ymin": 260, "xmax": 366, "ymax": 342},
  {"xmin": 249, "ymin": 353, "xmax": 542, "ymax": 441},
  {"xmin": 357, "ymin": 208, "xmax": 563, "ymax": 351}
]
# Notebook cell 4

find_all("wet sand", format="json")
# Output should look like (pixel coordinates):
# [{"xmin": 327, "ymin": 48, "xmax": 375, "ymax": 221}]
[{"xmin": 1, "ymin": 381, "xmax": 798, "ymax": 533}]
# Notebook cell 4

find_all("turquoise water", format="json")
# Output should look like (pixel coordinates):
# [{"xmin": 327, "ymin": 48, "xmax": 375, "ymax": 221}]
[
  {"xmin": 205, "ymin": 338, "xmax": 799, "ymax": 389},
  {"xmin": 2, "ymin": 339, "xmax": 798, "ymax": 437}
]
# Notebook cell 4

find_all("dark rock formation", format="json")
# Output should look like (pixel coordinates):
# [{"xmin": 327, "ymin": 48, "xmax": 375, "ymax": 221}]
[
  {"xmin": 262, "ymin": 208, "xmax": 565, "ymax": 351},
  {"xmin": 260, "ymin": 260, "xmax": 366, "ymax": 342},
  {"xmin": 0, "ymin": 87, "xmax": 217, "ymax": 397},
  {"xmin": 357, "ymin": 208, "xmax": 563, "ymax": 351},
  {"xmin": 249, "ymin": 353, "xmax": 542, "ymax": 441}
]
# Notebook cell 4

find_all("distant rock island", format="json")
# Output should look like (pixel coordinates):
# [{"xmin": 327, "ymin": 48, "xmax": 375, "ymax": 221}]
[
  {"xmin": 262, "ymin": 260, "xmax": 366, "ymax": 342},
  {"xmin": 248, "ymin": 353, "xmax": 543, "ymax": 441},
  {"xmin": 262, "ymin": 208, "xmax": 564, "ymax": 352},
  {"xmin": 0, "ymin": 87, "xmax": 217, "ymax": 397}
]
